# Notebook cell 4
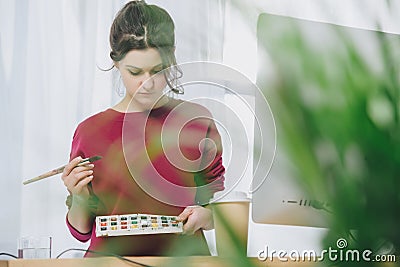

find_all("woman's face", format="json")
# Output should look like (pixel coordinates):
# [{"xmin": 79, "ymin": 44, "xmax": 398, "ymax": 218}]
[{"xmin": 116, "ymin": 48, "xmax": 168, "ymax": 111}]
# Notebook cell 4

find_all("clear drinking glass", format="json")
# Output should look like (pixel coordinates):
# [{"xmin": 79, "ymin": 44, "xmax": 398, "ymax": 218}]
[{"xmin": 17, "ymin": 236, "xmax": 52, "ymax": 259}]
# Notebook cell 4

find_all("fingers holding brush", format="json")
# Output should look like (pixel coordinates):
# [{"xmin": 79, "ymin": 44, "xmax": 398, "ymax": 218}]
[{"xmin": 61, "ymin": 157, "xmax": 95, "ymax": 197}]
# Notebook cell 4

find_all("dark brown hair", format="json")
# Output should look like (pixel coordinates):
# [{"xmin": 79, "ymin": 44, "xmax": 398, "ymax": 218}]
[{"xmin": 110, "ymin": 0, "xmax": 182, "ymax": 93}]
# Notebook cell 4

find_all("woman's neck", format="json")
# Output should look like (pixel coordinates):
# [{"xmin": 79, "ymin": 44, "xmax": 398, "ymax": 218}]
[{"xmin": 112, "ymin": 95, "xmax": 170, "ymax": 113}]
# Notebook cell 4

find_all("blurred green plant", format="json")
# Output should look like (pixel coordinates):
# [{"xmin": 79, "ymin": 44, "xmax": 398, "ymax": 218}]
[{"xmin": 257, "ymin": 12, "xmax": 400, "ymax": 266}]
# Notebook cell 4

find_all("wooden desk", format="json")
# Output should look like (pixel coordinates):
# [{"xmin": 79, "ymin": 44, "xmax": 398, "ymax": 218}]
[{"xmin": 0, "ymin": 256, "xmax": 319, "ymax": 267}]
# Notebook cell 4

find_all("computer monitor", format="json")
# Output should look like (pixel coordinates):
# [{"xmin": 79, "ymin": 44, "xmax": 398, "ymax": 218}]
[{"xmin": 252, "ymin": 13, "xmax": 400, "ymax": 227}]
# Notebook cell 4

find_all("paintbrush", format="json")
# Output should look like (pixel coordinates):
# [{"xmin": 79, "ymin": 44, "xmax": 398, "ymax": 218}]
[{"xmin": 22, "ymin": 155, "xmax": 102, "ymax": 185}]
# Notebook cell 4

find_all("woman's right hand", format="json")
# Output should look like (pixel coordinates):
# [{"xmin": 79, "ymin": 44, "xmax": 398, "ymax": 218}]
[{"xmin": 61, "ymin": 156, "xmax": 94, "ymax": 199}]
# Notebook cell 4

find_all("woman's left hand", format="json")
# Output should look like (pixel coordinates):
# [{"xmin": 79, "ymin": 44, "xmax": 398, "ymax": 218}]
[{"xmin": 177, "ymin": 206, "xmax": 213, "ymax": 235}]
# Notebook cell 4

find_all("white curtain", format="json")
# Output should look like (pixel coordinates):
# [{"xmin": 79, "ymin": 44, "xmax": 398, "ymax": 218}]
[{"xmin": 0, "ymin": 0, "xmax": 225, "ymax": 257}]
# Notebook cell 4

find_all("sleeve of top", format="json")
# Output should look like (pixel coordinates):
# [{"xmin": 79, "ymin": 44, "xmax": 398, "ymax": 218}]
[
  {"xmin": 65, "ymin": 126, "xmax": 97, "ymax": 241},
  {"xmin": 194, "ymin": 118, "xmax": 226, "ymax": 205},
  {"xmin": 70, "ymin": 126, "xmax": 86, "ymax": 160},
  {"xmin": 65, "ymin": 215, "xmax": 92, "ymax": 243}
]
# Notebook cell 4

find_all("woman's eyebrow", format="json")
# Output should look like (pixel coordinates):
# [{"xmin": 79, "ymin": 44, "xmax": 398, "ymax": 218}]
[{"xmin": 125, "ymin": 63, "xmax": 163, "ymax": 70}]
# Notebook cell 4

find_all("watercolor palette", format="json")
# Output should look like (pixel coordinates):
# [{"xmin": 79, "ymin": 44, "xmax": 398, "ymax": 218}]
[{"xmin": 95, "ymin": 213, "xmax": 183, "ymax": 237}]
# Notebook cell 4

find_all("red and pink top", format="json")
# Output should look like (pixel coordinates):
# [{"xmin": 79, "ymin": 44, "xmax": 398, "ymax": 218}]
[{"xmin": 66, "ymin": 99, "xmax": 225, "ymax": 256}]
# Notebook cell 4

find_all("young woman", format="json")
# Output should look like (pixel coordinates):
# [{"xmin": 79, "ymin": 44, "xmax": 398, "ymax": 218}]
[{"xmin": 61, "ymin": 0, "xmax": 225, "ymax": 256}]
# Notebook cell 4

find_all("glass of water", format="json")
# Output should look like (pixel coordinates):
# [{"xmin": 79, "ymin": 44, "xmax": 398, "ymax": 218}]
[{"xmin": 17, "ymin": 236, "xmax": 52, "ymax": 259}]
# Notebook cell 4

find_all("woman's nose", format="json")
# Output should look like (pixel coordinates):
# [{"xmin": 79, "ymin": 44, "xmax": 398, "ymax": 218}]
[{"xmin": 140, "ymin": 72, "xmax": 154, "ymax": 90}]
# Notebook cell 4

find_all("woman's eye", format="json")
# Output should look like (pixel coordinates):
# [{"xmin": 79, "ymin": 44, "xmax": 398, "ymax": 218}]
[
  {"xmin": 151, "ymin": 69, "xmax": 163, "ymax": 74},
  {"xmin": 128, "ymin": 70, "xmax": 141, "ymax": 76}
]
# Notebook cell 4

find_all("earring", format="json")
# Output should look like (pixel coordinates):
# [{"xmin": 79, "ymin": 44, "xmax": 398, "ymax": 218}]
[{"xmin": 115, "ymin": 74, "xmax": 125, "ymax": 97}]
